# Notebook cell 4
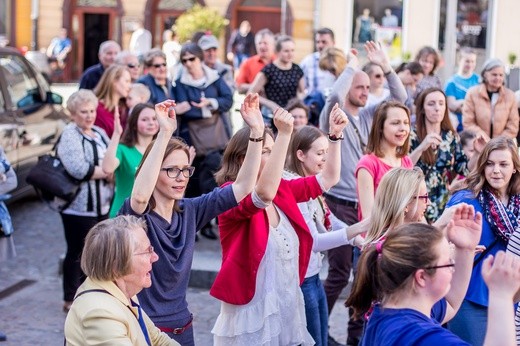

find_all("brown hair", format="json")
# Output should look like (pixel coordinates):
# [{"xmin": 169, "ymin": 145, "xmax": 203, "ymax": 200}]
[
  {"xmin": 414, "ymin": 46, "xmax": 440, "ymax": 76},
  {"xmin": 286, "ymin": 126, "xmax": 326, "ymax": 177},
  {"xmin": 81, "ymin": 215, "xmax": 147, "ymax": 281},
  {"xmin": 414, "ymin": 88, "xmax": 455, "ymax": 165},
  {"xmin": 215, "ymin": 126, "xmax": 274, "ymax": 185},
  {"xmin": 461, "ymin": 136, "xmax": 520, "ymax": 197},
  {"xmin": 286, "ymin": 98, "xmax": 309, "ymax": 115},
  {"xmin": 94, "ymin": 64, "xmax": 130, "ymax": 112},
  {"xmin": 366, "ymin": 101, "xmax": 411, "ymax": 158},
  {"xmin": 346, "ymin": 222, "xmax": 444, "ymax": 319},
  {"xmin": 121, "ymin": 103, "xmax": 155, "ymax": 147},
  {"xmin": 135, "ymin": 138, "xmax": 190, "ymax": 210}
]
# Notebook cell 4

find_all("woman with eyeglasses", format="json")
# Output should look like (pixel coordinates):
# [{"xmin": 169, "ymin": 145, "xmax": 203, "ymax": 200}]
[
  {"xmin": 346, "ymin": 220, "xmax": 520, "ymax": 346},
  {"xmin": 173, "ymin": 42, "xmax": 233, "ymax": 201},
  {"xmin": 93, "ymin": 64, "xmax": 132, "ymax": 137},
  {"xmin": 64, "ymin": 215, "xmax": 179, "ymax": 345},
  {"xmin": 119, "ymin": 95, "xmax": 265, "ymax": 345},
  {"xmin": 363, "ymin": 62, "xmax": 390, "ymax": 108},
  {"xmin": 137, "ymin": 48, "xmax": 175, "ymax": 104},
  {"xmin": 409, "ymin": 88, "xmax": 469, "ymax": 224},
  {"xmin": 446, "ymin": 136, "xmax": 520, "ymax": 345}
]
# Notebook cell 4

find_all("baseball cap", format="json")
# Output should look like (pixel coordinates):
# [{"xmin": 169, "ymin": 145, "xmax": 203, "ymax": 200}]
[{"xmin": 198, "ymin": 35, "xmax": 219, "ymax": 51}]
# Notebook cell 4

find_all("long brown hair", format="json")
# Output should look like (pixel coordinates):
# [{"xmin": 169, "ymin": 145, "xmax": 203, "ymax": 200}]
[
  {"xmin": 346, "ymin": 223, "xmax": 443, "ymax": 319},
  {"xmin": 366, "ymin": 101, "xmax": 410, "ymax": 158},
  {"xmin": 414, "ymin": 88, "xmax": 455, "ymax": 166},
  {"xmin": 286, "ymin": 126, "xmax": 326, "ymax": 177},
  {"xmin": 459, "ymin": 136, "xmax": 520, "ymax": 197},
  {"xmin": 215, "ymin": 127, "xmax": 273, "ymax": 186},
  {"xmin": 121, "ymin": 103, "xmax": 155, "ymax": 147},
  {"xmin": 135, "ymin": 138, "xmax": 190, "ymax": 211}
]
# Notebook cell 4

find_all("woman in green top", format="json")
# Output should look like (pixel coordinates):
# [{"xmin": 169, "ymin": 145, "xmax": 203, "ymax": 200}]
[{"xmin": 103, "ymin": 103, "xmax": 159, "ymax": 217}]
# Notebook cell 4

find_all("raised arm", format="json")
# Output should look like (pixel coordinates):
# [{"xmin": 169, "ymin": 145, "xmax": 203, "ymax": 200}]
[
  {"xmin": 255, "ymin": 108, "xmax": 294, "ymax": 203},
  {"xmin": 230, "ymin": 93, "xmax": 265, "ymax": 202},
  {"xmin": 441, "ymin": 204, "xmax": 482, "ymax": 323},
  {"xmin": 319, "ymin": 103, "xmax": 349, "ymax": 190},
  {"xmin": 482, "ymin": 251, "xmax": 520, "ymax": 346},
  {"xmin": 249, "ymin": 72, "xmax": 279, "ymax": 112},
  {"xmin": 102, "ymin": 107, "xmax": 123, "ymax": 174},
  {"xmin": 130, "ymin": 100, "xmax": 177, "ymax": 214}
]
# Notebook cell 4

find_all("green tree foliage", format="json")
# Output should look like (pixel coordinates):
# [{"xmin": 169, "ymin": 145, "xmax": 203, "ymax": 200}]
[{"xmin": 175, "ymin": 4, "xmax": 229, "ymax": 43}]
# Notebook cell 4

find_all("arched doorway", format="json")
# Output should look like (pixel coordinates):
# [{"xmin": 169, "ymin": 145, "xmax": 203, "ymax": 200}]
[
  {"xmin": 225, "ymin": 0, "xmax": 294, "ymax": 55},
  {"xmin": 63, "ymin": 0, "xmax": 123, "ymax": 80},
  {"xmin": 144, "ymin": 0, "xmax": 205, "ymax": 48}
]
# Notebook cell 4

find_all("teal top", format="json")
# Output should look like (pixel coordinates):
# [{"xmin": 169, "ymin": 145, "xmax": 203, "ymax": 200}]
[{"xmin": 109, "ymin": 144, "xmax": 143, "ymax": 218}]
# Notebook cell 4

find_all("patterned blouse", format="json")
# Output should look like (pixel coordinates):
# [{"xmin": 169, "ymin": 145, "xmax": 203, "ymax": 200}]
[
  {"xmin": 262, "ymin": 63, "xmax": 304, "ymax": 108},
  {"xmin": 409, "ymin": 130, "xmax": 468, "ymax": 223}
]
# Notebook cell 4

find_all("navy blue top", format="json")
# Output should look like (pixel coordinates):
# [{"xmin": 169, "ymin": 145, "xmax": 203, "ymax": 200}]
[
  {"xmin": 137, "ymin": 74, "xmax": 175, "ymax": 104},
  {"xmin": 79, "ymin": 63, "xmax": 105, "ymax": 90},
  {"xmin": 362, "ymin": 299, "xmax": 469, "ymax": 345},
  {"xmin": 119, "ymin": 185, "xmax": 237, "ymax": 326}
]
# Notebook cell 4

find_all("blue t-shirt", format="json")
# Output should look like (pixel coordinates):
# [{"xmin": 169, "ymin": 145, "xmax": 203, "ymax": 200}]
[
  {"xmin": 118, "ymin": 185, "xmax": 237, "ymax": 326},
  {"xmin": 444, "ymin": 73, "xmax": 479, "ymax": 131},
  {"xmin": 362, "ymin": 299, "xmax": 470, "ymax": 346},
  {"xmin": 446, "ymin": 190, "xmax": 506, "ymax": 307}
]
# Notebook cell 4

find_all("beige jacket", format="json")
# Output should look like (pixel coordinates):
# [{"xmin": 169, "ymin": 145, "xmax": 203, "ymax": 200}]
[
  {"xmin": 463, "ymin": 84, "xmax": 519, "ymax": 139},
  {"xmin": 64, "ymin": 278, "xmax": 179, "ymax": 346}
]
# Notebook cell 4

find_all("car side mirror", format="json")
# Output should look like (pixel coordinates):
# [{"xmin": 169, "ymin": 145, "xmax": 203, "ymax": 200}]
[{"xmin": 47, "ymin": 92, "xmax": 63, "ymax": 105}]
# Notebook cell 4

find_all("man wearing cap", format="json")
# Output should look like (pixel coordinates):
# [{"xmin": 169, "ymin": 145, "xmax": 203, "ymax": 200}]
[{"xmin": 198, "ymin": 34, "xmax": 235, "ymax": 93}]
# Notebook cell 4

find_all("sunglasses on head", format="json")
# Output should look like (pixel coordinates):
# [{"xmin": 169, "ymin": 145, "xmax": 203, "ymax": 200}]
[
  {"xmin": 182, "ymin": 57, "xmax": 197, "ymax": 64},
  {"xmin": 152, "ymin": 63, "xmax": 167, "ymax": 68}
]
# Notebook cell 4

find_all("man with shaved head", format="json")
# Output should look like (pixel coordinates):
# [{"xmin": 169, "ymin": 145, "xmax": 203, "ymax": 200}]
[{"xmin": 319, "ymin": 42, "xmax": 407, "ymax": 346}]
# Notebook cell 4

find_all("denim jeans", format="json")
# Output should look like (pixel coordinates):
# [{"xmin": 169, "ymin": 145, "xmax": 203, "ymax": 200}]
[
  {"xmin": 301, "ymin": 274, "xmax": 328, "ymax": 346},
  {"xmin": 447, "ymin": 299, "xmax": 487, "ymax": 346}
]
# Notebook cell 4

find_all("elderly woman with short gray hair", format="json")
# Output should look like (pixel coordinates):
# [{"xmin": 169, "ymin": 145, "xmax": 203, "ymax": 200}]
[
  {"xmin": 137, "ymin": 48, "xmax": 174, "ymax": 104},
  {"xmin": 58, "ymin": 89, "xmax": 112, "ymax": 312},
  {"xmin": 463, "ymin": 58, "xmax": 519, "ymax": 140},
  {"xmin": 64, "ymin": 215, "xmax": 179, "ymax": 346}
]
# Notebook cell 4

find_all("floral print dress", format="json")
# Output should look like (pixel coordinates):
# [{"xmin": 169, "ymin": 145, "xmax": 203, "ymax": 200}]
[{"xmin": 410, "ymin": 130, "xmax": 468, "ymax": 223}]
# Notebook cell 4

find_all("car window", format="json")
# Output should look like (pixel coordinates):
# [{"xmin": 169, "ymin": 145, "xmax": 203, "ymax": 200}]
[{"xmin": 0, "ymin": 55, "xmax": 40, "ymax": 108}]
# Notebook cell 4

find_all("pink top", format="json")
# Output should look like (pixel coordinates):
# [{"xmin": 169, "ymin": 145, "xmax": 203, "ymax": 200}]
[{"xmin": 355, "ymin": 153, "xmax": 414, "ymax": 219}]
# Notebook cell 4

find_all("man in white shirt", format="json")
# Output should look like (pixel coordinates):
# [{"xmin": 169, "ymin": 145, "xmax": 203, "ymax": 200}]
[{"xmin": 130, "ymin": 21, "xmax": 152, "ymax": 60}]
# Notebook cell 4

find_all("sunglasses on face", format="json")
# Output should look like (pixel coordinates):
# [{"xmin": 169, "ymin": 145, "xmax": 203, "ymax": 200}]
[
  {"xmin": 182, "ymin": 57, "xmax": 197, "ymax": 64},
  {"xmin": 152, "ymin": 63, "xmax": 167, "ymax": 68},
  {"xmin": 127, "ymin": 63, "xmax": 140, "ymax": 69},
  {"xmin": 373, "ymin": 74, "xmax": 383, "ymax": 78}
]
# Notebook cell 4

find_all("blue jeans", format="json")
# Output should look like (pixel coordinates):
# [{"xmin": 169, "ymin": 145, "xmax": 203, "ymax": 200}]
[
  {"xmin": 234, "ymin": 53, "xmax": 249, "ymax": 70},
  {"xmin": 447, "ymin": 299, "xmax": 486, "ymax": 346},
  {"xmin": 301, "ymin": 274, "xmax": 328, "ymax": 346}
]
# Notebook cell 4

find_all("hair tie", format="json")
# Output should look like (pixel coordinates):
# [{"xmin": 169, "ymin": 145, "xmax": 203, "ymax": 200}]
[{"xmin": 375, "ymin": 240, "xmax": 384, "ymax": 258}]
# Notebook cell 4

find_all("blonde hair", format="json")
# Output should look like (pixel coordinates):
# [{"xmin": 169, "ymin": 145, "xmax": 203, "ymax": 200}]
[
  {"xmin": 81, "ymin": 215, "xmax": 147, "ymax": 281},
  {"xmin": 94, "ymin": 64, "xmax": 130, "ymax": 111},
  {"xmin": 363, "ymin": 167, "xmax": 425, "ymax": 246},
  {"xmin": 319, "ymin": 47, "xmax": 347, "ymax": 77}
]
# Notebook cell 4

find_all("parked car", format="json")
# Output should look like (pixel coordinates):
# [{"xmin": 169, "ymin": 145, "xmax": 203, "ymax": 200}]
[{"xmin": 0, "ymin": 46, "xmax": 69, "ymax": 201}]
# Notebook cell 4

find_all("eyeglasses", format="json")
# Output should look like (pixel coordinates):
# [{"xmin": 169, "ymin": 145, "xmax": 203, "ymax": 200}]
[
  {"xmin": 373, "ymin": 74, "xmax": 383, "ymax": 78},
  {"xmin": 152, "ymin": 63, "xmax": 167, "ymax": 68},
  {"xmin": 161, "ymin": 166, "xmax": 195, "ymax": 179},
  {"xmin": 127, "ymin": 63, "xmax": 140, "ymax": 69},
  {"xmin": 425, "ymin": 259, "xmax": 456, "ymax": 272},
  {"xmin": 181, "ymin": 57, "xmax": 197, "ymax": 64},
  {"xmin": 134, "ymin": 245, "xmax": 154, "ymax": 256},
  {"xmin": 414, "ymin": 194, "xmax": 429, "ymax": 202}
]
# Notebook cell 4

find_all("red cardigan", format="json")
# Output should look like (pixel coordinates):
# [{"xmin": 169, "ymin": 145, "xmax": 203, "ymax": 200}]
[{"xmin": 210, "ymin": 176, "xmax": 322, "ymax": 305}]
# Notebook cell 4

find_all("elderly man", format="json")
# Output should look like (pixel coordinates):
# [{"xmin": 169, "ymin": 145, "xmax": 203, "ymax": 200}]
[
  {"xmin": 198, "ymin": 34, "xmax": 235, "ymax": 93},
  {"xmin": 115, "ymin": 50, "xmax": 141, "ymax": 82},
  {"xmin": 79, "ymin": 40, "xmax": 121, "ymax": 90},
  {"xmin": 235, "ymin": 28, "xmax": 275, "ymax": 94}
]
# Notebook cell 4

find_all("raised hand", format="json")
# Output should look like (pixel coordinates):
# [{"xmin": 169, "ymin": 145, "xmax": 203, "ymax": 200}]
[
  {"xmin": 346, "ymin": 48, "xmax": 359, "ymax": 69},
  {"xmin": 273, "ymin": 108, "xmax": 294, "ymax": 135},
  {"xmin": 113, "ymin": 106, "xmax": 123, "ymax": 138},
  {"xmin": 364, "ymin": 41, "xmax": 391, "ymax": 72},
  {"xmin": 446, "ymin": 203, "xmax": 482, "ymax": 251},
  {"xmin": 328, "ymin": 103, "xmax": 349, "ymax": 137},
  {"xmin": 154, "ymin": 100, "xmax": 177, "ymax": 134},
  {"xmin": 240, "ymin": 93, "xmax": 265, "ymax": 135},
  {"xmin": 482, "ymin": 251, "xmax": 520, "ymax": 298}
]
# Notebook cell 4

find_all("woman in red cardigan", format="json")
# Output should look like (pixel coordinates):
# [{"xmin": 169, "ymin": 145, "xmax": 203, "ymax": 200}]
[{"xmin": 210, "ymin": 101, "xmax": 348, "ymax": 345}]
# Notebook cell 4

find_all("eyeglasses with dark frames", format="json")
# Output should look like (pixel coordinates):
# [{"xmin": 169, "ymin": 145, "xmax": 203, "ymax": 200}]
[
  {"xmin": 134, "ymin": 245, "xmax": 154, "ymax": 256},
  {"xmin": 181, "ymin": 57, "xmax": 197, "ymax": 64},
  {"xmin": 161, "ymin": 166, "xmax": 195, "ymax": 179},
  {"xmin": 414, "ymin": 194, "xmax": 429, "ymax": 202},
  {"xmin": 425, "ymin": 259, "xmax": 455, "ymax": 272}
]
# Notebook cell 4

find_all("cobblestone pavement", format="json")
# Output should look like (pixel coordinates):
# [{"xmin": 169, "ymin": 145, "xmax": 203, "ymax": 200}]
[{"xmin": 0, "ymin": 196, "xmax": 349, "ymax": 345}]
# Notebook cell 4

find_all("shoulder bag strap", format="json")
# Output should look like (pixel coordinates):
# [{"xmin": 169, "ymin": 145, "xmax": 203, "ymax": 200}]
[{"xmin": 345, "ymin": 113, "xmax": 367, "ymax": 153}]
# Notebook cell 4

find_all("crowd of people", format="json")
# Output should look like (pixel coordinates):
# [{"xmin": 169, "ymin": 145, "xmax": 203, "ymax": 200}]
[{"xmin": 52, "ymin": 22, "xmax": 520, "ymax": 346}]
